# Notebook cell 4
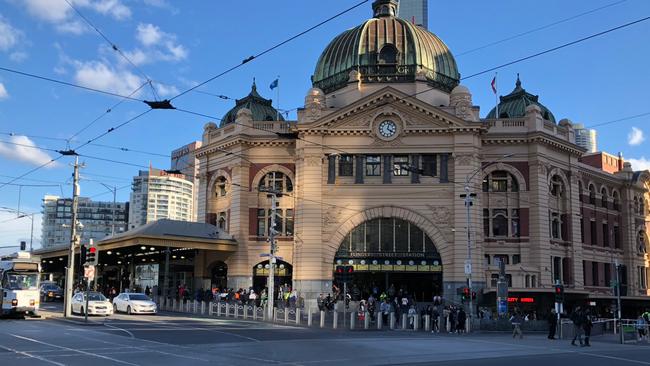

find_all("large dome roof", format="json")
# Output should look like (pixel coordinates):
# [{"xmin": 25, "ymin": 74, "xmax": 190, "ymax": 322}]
[
  {"xmin": 312, "ymin": 0, "xmax": 460, "ymax": 94},
  {"xmin": 486, "ymin": 76, "xmax": 556, "ymax": 123},
  {"xmin": 220, "ymin": 81, "xmax": 284, "ymax": 127}
]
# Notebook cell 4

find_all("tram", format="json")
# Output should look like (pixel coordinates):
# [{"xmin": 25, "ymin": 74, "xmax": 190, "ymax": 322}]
[{"xmin": 0, "ymin": 251, "xmax": 41, "ymax": 317}]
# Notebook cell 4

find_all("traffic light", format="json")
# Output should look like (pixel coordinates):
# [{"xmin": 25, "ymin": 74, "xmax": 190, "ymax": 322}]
[
  {"xmin": 462, "ymin": 287, "xmax": 470, "ymax": 302},
  {"xmin": 554, "ymin": 284, "xmax": 564, "ymax": 303},
  {"xmin": 85, "ymin": 239, "xmax": 98, "ymax": 266},
  {"xmin": 80, "ymin": 244, "xmax": 87, "ymax": 265},
  {"xmin": 334, "ymin": 265, "xmax": 354, "ymax": 283}
]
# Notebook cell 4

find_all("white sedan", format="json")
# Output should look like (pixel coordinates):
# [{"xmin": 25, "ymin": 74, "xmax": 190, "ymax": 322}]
[
  {"xmin": 112, "ymin": 293, "xmax": 157, "ymax": 315},
  {"xmin": 71, "ymin": 292, "xmax": 113, "ymax": 316}
]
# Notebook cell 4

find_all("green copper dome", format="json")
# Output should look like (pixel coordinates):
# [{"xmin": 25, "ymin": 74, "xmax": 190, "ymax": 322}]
[
  {"xmin": 312, "ymin": 0, "xmax": 460, "ymax": 94},
  {"xmin": 220, "ymin": 81, "xmax": 284, "ymax": 127},
  {"xmin": 487, "ymin": 76, "xmax": 556, "ymax": 123}
]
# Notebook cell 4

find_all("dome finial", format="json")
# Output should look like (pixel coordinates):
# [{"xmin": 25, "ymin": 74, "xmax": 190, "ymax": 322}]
[
  {"xmin": 516, "ymin": 73, "xmax": 521, "ymax": 88},
  {"xmin": 372, "ymin": 0, "xmax": 398, "ymax": 18},
  {"xmin": 252, "ymin": 77, "xmax": 257, "ymax": 91}
]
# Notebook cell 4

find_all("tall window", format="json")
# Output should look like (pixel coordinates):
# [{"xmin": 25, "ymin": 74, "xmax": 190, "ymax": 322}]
[
  {"xmin": 257, "ymin": 208, "xmax": 294, "ymax": 237},
  {"xmin": 550, "ymin": 175, "xmax": 564, "ymax": 197},
  {"xmin": 580, "ymin": 218, "xmax": 585, "ymax": 243},
  {"xmin": 217, "ymin": 211, "xmax": 227, "ymax": 230},
  {"xmin": 590, "ymin": 220, "xmax": 597, "ymax": 246},
  {"xmin": 511, "ymin": 209, "xmax": 520, "ymax": 237},
  {"xmin": 492, "ymin": 209, "xmax": 508, "ymax": 237},
  {"xmin": 612, "ymin": 191, "xmax": 620, "ymax": 211},
  {"xmin": 639, "ymin": 232, "xmax": 648, "ymax": 254},
  {"xmin": 639, "ymin": 266, "xmax": 648, "ymax": 289},
  {"xmin": 393, "ymin": 156, "xmax": 410, "ymax": 176},
  {"xmin": 339, "ymin": 155, "xmax": 353, "ymax": 176},
  {"xmin": 365, "ymin": 156, "xmax": 381, "ymax": 176},
  {"xmin": 421, "ymin": 154, "xmax": 437, "ymax": 177},
  {"xmin": 602, "ymin": 222, "xmax": 609, "ymax": 247},
  {"xmin": 601, "ymin": 188, "xmax": 608, "ymax": 209},
  {"xmin": 614, "ymin": 225, "xmax": 620, "ymax": 248},
  {"xmin": 259, "ymin": 172, "xmax": 293, "ymax": 193},
  {"xmin": 550, "ymin": 212, "xmax": 561, "ymax": 240},
  {"xmin": 483, "ymin": 171, "xmax": 519, "ymax": 192},
  {"xmin": 215, "ymin": 176, "xmax": 227, "ymax": 197},
  {"xmin": 588, "ymin": 185, "xmax": 596, "ymax": 205},
  {"xmin": 484, "ymin": 208, "xmax": 519, "ymax": 237}
]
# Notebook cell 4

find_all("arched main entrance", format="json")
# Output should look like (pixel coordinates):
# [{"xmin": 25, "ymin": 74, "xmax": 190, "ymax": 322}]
[
  {"xmin": 334, "ymin": 217, "xmax": 442, "ymax": 302},
  {"xmin": 252, "ymin": 260, "xmax": 293, "ymax": 294}
]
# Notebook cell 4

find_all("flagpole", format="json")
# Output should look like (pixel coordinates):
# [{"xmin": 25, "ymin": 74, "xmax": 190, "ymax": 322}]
[
  {"xmin": 494, "ymin": 72, "xmax": 499, "ymax": 120},
  {"xmin": 276, "ymin": 75, "xmax": 280, "ymax": 120}
]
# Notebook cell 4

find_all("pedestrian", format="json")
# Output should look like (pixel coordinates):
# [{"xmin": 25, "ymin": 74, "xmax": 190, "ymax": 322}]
[
  {"xmin": 637, "ymin": 314, "xmax": 648, "ymax": 341},
  {"xmin": 457, "ymin": 308, "xmax": 467, "ymax": 334},
  {"xmin": 432, "ymin": 306, "xmax": 440, "ymax": 333},
  {"xmin": 380, "ymin": 298, "xmax": 390, "ymax": 324},
  {"xmin": 570, "ymin": 306, "xmax": 584, "ymax": 346},
  {"xmin": 547, "ymin": 309, "xmax": 557, "ymax": 339},
  {"xmin": 510, "ymin": 311, "xmax": 523, "ymax": 339},
  {"xmin": 583, "ymin": 309, "xmax": 593, "ymax": 347}
]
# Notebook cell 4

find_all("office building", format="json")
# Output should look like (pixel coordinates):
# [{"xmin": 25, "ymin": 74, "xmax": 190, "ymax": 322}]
[
  {"xmin": 171, "ymin": 141, "xmax": 202, "ymax": 222},
  {"xmin": 574, "ymin": 123, "xmax": 598, "ymax": 153},
  {"xmin": 397, "ymin": 0, "xmax": 428, "ymax": 28}
]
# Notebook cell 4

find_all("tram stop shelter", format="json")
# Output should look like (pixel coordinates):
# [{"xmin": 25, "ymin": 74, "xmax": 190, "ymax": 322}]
[{"xmin": 36, "ymin": 219, "xmax": 237, "ymax": 295}]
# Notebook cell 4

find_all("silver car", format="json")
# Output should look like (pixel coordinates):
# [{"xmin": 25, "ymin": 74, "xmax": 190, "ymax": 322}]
[{"xmin": 112, "ymin": 293, "xmax": 157, "ymax": 315}]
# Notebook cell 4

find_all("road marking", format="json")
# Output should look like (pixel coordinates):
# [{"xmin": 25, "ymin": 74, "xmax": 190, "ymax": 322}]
[
  {"xmin": 104, "ymin": 323, "xmax": 135, "ymax": 338},
  {"xmin": 576, "ymin": 351, "xmax": 650, "ymax": 365},
  {"xmin": 0, "ymin": 343, "xmax": 66, "ymax": 366},
  {"xmin": 11, "ymin": 334, "xmax": 140, "ymax": 366}
]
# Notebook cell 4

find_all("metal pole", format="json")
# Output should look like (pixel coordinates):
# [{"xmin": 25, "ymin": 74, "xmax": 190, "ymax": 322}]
[
  {"xmin": 84, "ymin": 277, "xmax": 90, "ymax": 322},
  {"xmin": 64, "ymin": 156, "xmax": 80, "ymax": 318},
  {"xmin": 267, "ymin": 192, "xmax": 277, "ymax": 321},
  {"xmin": 615, "ymin": 260, "xmax": 623, "ymax": 344},
  {"xmin": 163, "ymin": 247, "xmax": 170, "ymax": 299},
  {"xmin": 100, "ymin": 183, "xmax": 117, "ymax": 237},
  {"xmin": 343, "ymin": 281, "xmax": 347, "ymax": 328},
  {"xmin": 464, "ymin": 184, "xmax": 474, "ymax": 322},
  {"xmin": 17, "ymin": 185, "xmax": 22, "ymax": 218},
  {"xmin": 29, "ymin": 214, "xmax": 34, "ymax": 252}
]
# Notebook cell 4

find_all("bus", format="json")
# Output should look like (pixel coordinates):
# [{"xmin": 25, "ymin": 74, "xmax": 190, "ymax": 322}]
[{"xmin": 0, "ymin": 252, "xmax": 41, "ymax": 317}]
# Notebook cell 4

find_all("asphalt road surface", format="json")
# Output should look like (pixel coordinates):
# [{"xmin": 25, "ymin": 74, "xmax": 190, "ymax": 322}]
[{"xmin": 0, "ymin": 303, "xmax": 646, "ymax": 365}]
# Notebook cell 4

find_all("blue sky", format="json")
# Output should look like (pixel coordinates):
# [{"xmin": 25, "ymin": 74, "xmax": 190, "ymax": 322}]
[{"xmin": 0, "ymin": 0, "xmax": 649, "ymax": 249}]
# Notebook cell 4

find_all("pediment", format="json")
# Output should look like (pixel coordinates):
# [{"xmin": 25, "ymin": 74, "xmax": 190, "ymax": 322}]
[{"xmin": 298, "ymin": 87, "xmax": 481, "ymax": 134}]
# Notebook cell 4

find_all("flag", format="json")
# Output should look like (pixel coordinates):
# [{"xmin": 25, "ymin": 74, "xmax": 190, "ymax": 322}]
[
  {"xmin": 269, "ymin": 79, "xmax": 279, "ymax": 90},
  {"xmin": 491, "ymin": 76, "xmax": 497, "ymax": 94}
]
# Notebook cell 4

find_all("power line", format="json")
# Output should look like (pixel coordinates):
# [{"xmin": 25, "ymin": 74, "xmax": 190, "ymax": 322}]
[
  {"xmin": 86, "ymin": 143, "xmax": 170, "ymax": 158},
  {"xmin": 63, "ymin": 0, "xmax": 159, "ymax": 100},
  {"xmin": 588, "ymin": 111, "xmax": 650, "ymax": 129},
  {"xmin": 0, "ymin": 157, "xmax": 63, "ymax": 190},
  {"xmin": 0, "ymin": 66, "xmax": 143, "ymax": 101},
  {"xmin": 76, "ymin": 154, "xmax": 148, "ymax": 169},
  {"xmin": 72, "ymin": 108, "xmax": 154, "ymax": 150},
  {"xmin": 456, "ymin": 0, "xmax": 628, "ymax": 57},
  {"xmin": 170, "ymin": 0, "xmax": 369, "ymax": 101}
]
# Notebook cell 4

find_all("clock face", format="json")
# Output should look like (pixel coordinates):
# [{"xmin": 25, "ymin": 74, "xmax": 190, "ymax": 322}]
[{"xmin": 378, "ymin": 120, "xmax": 397, "ymax": 138}]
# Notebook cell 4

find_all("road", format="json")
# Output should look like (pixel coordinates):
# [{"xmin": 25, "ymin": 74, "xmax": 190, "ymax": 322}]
[{"xmin": 0, "ymin": 302, "xmax": 646, "ymax": 365}]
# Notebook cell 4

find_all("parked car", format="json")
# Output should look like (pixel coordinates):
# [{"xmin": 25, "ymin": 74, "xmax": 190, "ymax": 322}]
[
  {"xmin": 71, "ymin": 292, "xmax": 113, "ymax": 316},
  {"xmin": 40, "ymin": 283, "xmax": 63, "ymax": 302},
  {"xmin": 113, "ymin": 293, "xmax": 157, "ymax": 315}
]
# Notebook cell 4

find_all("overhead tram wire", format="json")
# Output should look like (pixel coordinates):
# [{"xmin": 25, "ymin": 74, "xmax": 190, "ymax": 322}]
[
  {"xmin": 63, "ymin": 0, "xmax": 159, "ymax": 100},
  {"xmin": 169, "ymin": 0, "xmax": 370, "ymax": 102},
  {"xmin": 455, "ymin": 0, "xmax": 628, "ymax": 57},
  {"xmin": 0, "ymin": 157, "xmax": 64, "ymax": 190}
]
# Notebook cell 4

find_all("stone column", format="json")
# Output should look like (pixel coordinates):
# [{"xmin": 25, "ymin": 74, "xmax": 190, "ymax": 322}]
[
  {"xmin": 226, "ymin": 155, "xmax": 252, "ymax": 290},
  {"xmin": 528, "ymin": 158, "xmax": 552, "ymax": 286}
]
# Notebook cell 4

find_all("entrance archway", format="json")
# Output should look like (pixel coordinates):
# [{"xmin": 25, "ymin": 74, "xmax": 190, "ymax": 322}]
[
  {"xmin": 334, "ymin": 217, "xmax": 442, "ymax": 302},
  {"xmin": 252, "ymin": 260, "xmax": 293, "ymax": 294},
  {"xmin": 210, "ymin": 261, "xmax": 228, "ymax": 289}
]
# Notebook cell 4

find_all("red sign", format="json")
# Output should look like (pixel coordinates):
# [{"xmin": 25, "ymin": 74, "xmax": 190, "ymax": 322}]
[{"xmin": 507, "ymin": 297, "xmax": 535, "ymax": 303}]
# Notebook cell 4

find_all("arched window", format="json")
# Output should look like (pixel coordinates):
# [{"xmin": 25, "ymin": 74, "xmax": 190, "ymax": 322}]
[
  {"xmin": 634, "ymin": 197, "xmax": 639, "ymax": 214},
  {"xmin": 612, "ymin": 191, "xmax": 620, "ymax": 211},
  {"xmin": 378, "ymin": 44, "xmax": 398, "ymax": 64},
  {"xmin": 588, "ymin": 184, "xmax": 596, "ymax": 205},
  {"xmin": 483, "ymin": 209, "xmax": 519, "ymax": 237},
  {"xmin": 215, "ymin": 176, "xmax": 228, "ymax": 197},
  {"xmin": 601, "ymin": 188, "xmax": 608, "ymax": 209},
  {"xmin": 258, "ymin": 171, "xmax": 293, "ymax": 193},
  {"xmin": 482, "ymin": 171, "xmax": 519, "ymax": 193}
]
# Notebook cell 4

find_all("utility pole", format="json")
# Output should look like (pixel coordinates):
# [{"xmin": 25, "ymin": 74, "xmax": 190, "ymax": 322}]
[
  {"xmin": 615, "ymin": 259, "xmax": 623, "ymax": 344},
  {"xmin": 64, "ymin": 156, "xmax": 82, "ymax": 317},
  {"xmin": 461, "ymin": 187, "xmax": 477, "ymax": 322},
  {"xmin": 259, "ymin": 186, "xmax": 282, "ymax": 321}
]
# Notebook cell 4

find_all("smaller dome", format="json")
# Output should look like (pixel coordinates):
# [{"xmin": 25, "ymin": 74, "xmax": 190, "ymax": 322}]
[
  {"xmin": 486, "ymin": 75, "xmax": 556, "ymax": 123},
  {"xmin": 451, "ymin": 85, "xmax": 470, "ymax": 94},
  {"xmin": 220, "ymin": 80, "xmax": 284, "ymax": 127}
]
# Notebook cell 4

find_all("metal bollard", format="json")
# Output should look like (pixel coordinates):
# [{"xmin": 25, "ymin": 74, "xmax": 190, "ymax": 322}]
[
  {"xmin": 208, "ymin": 302, "xmax": 213, "ymax": 316},
  {"xmin": 377, "ymin": 313, "xmax": 383, "ymax": 329},
  {"xmin": 350, "ymin": 312, "xmax": 356, "ymax": 330},
  {"xmin": 307, "ymin": 308, "xmax": 313, "ymax": 327},
  {"xmin": 364, "ymin": 312, "xmax": 370, "ymax": 329},
  {"xmin": 226, "ymin": 303, "xmax": 230, "ymax": 317},
  {"xmin": 320, "ymin": 310, "xmax": 325, "ymax": 328},
  {"xmin": 217, "ymin": 303, "xmax": 222, "ymax": 317},
  {"xmin": 201, "ymin": 301, "xmax": 205, "ymax": 315},
  {"xmin": 172, "ymin": 298, "xmax": 176, "ymax": 311},
  {"xmin": 333, "ymin": 311, "xmax": 338, "ymax": 329},
  {"xmin": 390, "ymin": 312, "xmax": 396, "ymax": 329},
  {"xmin": 402, "ymin": 314, "xmax": 408, "ymax": 330},
  {"xmin": 284, "ymin": 309, "xmax": 289, "ymax": 324},
  {"xmin": 243, "ymin": 305, "xmax": 248, "ymax": 320},
  {"xmin": 424, "ymin": 315, "xmax": 431, "ymax": 332},
  {"xmin": 414, "ymin": 315, "xmax": 420, "ymax": 331},
  {"xmin": 234, "ymin": 304, "xmax": 239, "ymax": 318},
  {"xmin": 273, "ymin": 308, "xmax": 278, "ymax": 322},
  {"xmin": 253, "ymin": 306, "xmax": 257, "ymax": 320},
  {"xmin": 295, "ymin": 308, "xmax": 301, "ymax": 325}
]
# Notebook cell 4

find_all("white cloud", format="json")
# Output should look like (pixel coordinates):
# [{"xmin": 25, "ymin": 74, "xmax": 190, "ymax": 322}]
[
  {"xmin": 9, "ymin": 51, "xmax": 28, "ymax": 62},
  {"xmin": 73, "ymin": 60, "xmax": 144, "ymax": 96},
  {"xmin": 629, "ymin": 157, "xmax": 650, "ymax": 171},
  {"xmin": 628, "ymin": 127, "xmax": 645, "ymax": 146},
  {"xmin": 20, "ymin": 0, "xmax": 130, "ymax": 34},
  {"xmin": 154, "ymin": 82, "xmax": 178, "ymax": 97},
  {"xmin": 0, "ymin": 135, "xmax": 58, "ymax": 167},
  {"xmin": 0, "ymin": 83, "xmax": 8, "ymax": 100},
  {"xmin": 0, "ymin": 15, "xmax": 22, "ymax": 51},
  {"xmin": 136, "ymin": 23, "xmax": 162, "ymax": 46}
]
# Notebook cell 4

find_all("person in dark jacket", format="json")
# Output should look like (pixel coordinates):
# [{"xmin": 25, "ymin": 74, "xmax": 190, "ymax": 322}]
[
  {"xmin": 457, "ymin": 308, "xmax": 467, "ymax": 334},
  {"xmin": 548, "ymin": 309, "xmax": 557, "ymax": 339},
  {"xmin": 571, "ymin": 306, "xmax": 584, "ymax": 346},
  {"xmin": 583, "ymin": 308, "xmax": 593, "ymax": 346}
]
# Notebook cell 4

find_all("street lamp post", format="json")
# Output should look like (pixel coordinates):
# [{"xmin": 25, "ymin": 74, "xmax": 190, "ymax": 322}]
[{"xmin": 461, "ymin": 153, "xmax": 514, "ymax": 324}]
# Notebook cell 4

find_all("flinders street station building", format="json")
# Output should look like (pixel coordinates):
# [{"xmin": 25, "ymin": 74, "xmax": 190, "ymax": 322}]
[
  {"xmin": 191, "ymin": 0, "xmax": 650, "ymax": 313},
  {"xmin": 38, "ymin": 0, "xmax": 650, "ymax": 315}
]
